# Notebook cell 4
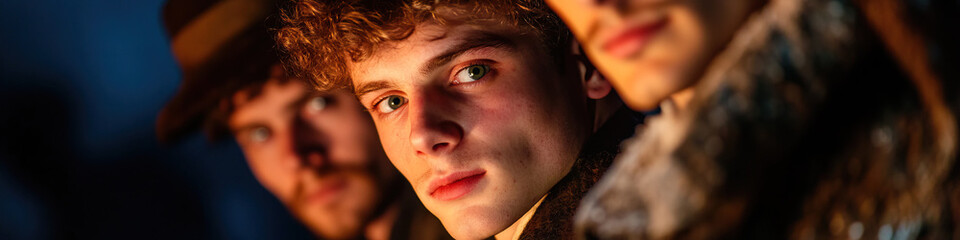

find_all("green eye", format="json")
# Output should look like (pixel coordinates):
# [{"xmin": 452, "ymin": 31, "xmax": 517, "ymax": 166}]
[
  {"xmin": 387, "ymin": 96, "xmax": 404, "ymax": 109},
  {"xmin": 467, "ymin": 65, "xmax": 488, "ymax": 80},
  {"xmin": 456, "ymin": 64, "xmax": 489, "ymax": 83},
  {"xmin": 308, "ymin": 96, "xmax": 326, "ymax": 111},
  {"xmin": 250, "ymin": 127, "xmax": 270, "ymax": 143},
  {"xmin": 377, "ymin": 95, "xmax": 406, "ymax": 113}
]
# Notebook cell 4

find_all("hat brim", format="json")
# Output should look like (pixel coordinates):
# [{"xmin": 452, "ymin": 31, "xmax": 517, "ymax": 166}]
[{"xmin": 156, "ymin": 25, "xmax": 279, "ymax": 144}]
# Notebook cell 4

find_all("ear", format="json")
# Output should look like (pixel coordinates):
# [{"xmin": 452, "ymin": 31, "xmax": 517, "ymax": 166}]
[
  {"xmin": 585, "ymin": 69, "xmax": 612, "ymax": 99},
  {"xmin": 571, "ymin": 40, "xmax": 612, "ymax": 100}
]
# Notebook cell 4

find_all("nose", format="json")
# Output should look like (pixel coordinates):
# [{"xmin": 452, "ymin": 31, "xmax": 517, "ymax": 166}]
[
  {"xmin": 291, "ymin": 115, "xmax": 329, "ymax": 169},
  {"xmin": 407, "ymin": 89, "xmax": 464, "ymax": 158},
  {"xmin": 584, "ymin": 0, "xmax": 609, "ymax": 5},
  {"xmin": 589, "ymin": 0, "xmax": 633, "ymax": 18},
  {"xmin": 578, "ymin": 0, "xmax": 622, "ymax": 6}
]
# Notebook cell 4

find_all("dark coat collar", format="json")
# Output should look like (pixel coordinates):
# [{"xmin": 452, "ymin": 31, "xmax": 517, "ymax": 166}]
[{"xmin": 517, "ymin": 107, "xmax": 641, "ymax": 240}]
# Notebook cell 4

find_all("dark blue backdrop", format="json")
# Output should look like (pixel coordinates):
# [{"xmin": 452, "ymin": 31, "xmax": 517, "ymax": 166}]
[{"xmin": 0, "ymin": 0, "xmax": 313, "ymax": 239}]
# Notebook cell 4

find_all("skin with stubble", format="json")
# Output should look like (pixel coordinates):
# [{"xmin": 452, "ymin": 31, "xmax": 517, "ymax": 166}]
[
  {"xmin": 546, "ymin": 0, "xmax": 761, "ymax": 110},
  {"xmin": 227, "ymin": 74, "xmax": 400, "ymax": 240},
  {"xmin": 348, "ymin": 22, "xmax": 606, "ymax": 239}
]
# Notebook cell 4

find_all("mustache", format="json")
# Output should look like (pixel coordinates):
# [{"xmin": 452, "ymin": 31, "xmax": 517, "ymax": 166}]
[{"xmin": 290, "ymin": 154, "xmax": 401, "ymax": 202}]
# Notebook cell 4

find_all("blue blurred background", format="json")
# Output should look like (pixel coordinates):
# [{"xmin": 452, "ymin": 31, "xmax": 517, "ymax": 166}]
[{"xmin": 0, "ymin": 0, "xmax": 313, "ymax": 239}]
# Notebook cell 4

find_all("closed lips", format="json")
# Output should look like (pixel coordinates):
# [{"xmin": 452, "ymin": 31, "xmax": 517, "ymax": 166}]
[
  {"xmin": 428, "ymin": 170, "xmax": 486, "ymax": 201},
  {"xmin": 601, "ymin": 17, "xmax": 669, "ymax": 59},
  {"xmin": 305, "ymin": 177, "xmax": 348, "ymax": 204}
]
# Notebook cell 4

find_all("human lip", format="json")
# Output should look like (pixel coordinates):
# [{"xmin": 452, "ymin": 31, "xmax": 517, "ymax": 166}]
[
  {"xmin": 427, "ymin": 169, "xmax": 486, "ymax": 201},
  {"xmin": 600, "ymin": 17, "xmax": 669, "ymax": 59},
  {"xmin": 305, "ymin": 177, "xmax": 348, "ymax": 205}
]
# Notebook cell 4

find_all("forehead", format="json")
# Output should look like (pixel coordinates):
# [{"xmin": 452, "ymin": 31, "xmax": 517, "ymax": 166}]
[
  {"xmin": 347, "ymin": 21, "xmax": 528, "ymax": 86},
  {"xmin": 228, "ymin": 79, "xmax": 307, "ymax": 127}
]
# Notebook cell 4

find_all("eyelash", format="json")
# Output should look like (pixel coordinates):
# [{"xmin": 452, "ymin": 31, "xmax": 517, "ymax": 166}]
[
  {"xmin": 367, "ymin": 60, "xmax": 497, "ymax": 114},
  {"xmin": 370, "ymin": 95, "xmax": 394, "ymax": 112},
  {"xmin": 450, "ymin": 60, "xmax": 496, "ymax": 86}
]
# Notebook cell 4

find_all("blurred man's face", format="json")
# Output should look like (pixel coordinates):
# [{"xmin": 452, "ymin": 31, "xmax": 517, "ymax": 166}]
[
  {"xmin": 227, "ymin": 73, "xmax": 398, "ymax": 239},
  {"xmin": 546, "ymin": 0, "xmax": 757, "ymax": 110},
  {"xmin": 349, "ymin": 22, "xmax": 593, "ymax": 239}
]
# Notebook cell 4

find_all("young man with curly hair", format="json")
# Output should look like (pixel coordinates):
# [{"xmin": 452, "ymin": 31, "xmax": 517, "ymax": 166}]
[
  {"xmin": 277, "ymin": 0, "xmax": 640, "ymax": 239},
  {"xmin": 157, "ymin": 0, "xmax": 451, "ymax": 239}
]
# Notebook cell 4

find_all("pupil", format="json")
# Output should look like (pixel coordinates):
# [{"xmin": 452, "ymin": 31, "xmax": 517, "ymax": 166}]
[
  {"xmin": 469, "ymin": 66, "xmax": 485, "ymax": 79},
  {"xmin": 389, "ymin": 97, "xmax": 401, "ymax": 108}
]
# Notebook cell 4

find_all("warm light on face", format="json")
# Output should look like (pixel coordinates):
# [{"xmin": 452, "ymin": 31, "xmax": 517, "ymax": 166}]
[
  {"xmin": 227, "ymin": 78, "xmax": 393, "ymax": 239},
  {"xmin": 547, "ymin": 0, "xmax": 758, "ymax": 110},
  {"xmin": 349, "ymin": 22, "xmax": 592, "ymax": 239}
]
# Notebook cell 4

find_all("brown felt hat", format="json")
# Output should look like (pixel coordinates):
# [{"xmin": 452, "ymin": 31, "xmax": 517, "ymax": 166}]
[{"xmin": 156, "ymin": 0, "xmax": 280, "ymax": 144}]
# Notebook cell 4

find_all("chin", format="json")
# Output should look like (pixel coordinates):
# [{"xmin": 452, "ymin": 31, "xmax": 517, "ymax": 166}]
[
  {"xmin": 298, "ymin": 204, "xmax": 365, "ymax": 239},
  {"xmin": 625, "ymin": 67, "xmax": 692, "ymax": 111},
  {"xmin": 620, "ymin": 82, "xmax": 665, "ymax": 111},
  {"xmin": 443, "ymin": 216, "xmax": 496, "ymax": 240},
  {"xmin": 316, "ymin": 229, "xmax": 361, "ymax": 240},
  {"xmin": 623, "ymin": 94, "xmax": 661, "ymax": 111},
  {"xmin": 436, "ymin": 201, "xmax": 522, "ymax": 240},
  {"xmin": 309, "ymin": 217, "xmax": 363, "ymax": 240}
]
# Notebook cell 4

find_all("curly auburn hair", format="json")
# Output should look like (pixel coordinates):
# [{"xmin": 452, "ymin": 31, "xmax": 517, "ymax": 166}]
[{"xmin": 276, "ymin": 0, "xmax": 570, "ymax": 91}]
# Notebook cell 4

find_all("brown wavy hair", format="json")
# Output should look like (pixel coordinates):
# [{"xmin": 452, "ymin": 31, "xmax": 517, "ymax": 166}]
[{"xmin": 276, "ymin": 0, "xmax": 569, "ymax": 91}]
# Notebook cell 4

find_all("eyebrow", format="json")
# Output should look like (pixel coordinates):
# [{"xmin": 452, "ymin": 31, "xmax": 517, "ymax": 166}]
[
  {"xmin": 418, "ymin": 33, "xmax": 516, "ymax": 75},
  {"xmin": 230, "ymin": 90, "xmax": 314, "ymax": 134},
  {"xmin": 354, "ymin": 80, "xmax": 399, "ymax": 99},
  {"xmin": 230, "ymin": 123, "xmax": 261, "ymax": 136},
  {"xmin": 353, "ymin": 32, "xmax": 516, "ymax": 98}
]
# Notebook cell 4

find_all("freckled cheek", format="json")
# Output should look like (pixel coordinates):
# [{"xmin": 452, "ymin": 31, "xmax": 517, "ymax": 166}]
[
  {"xmin": 469, "ymin": 101, "xmax": 513, "ymax": 127},
  {"xmin": 466, "ymin": 86, "xmax": 537, "ymax": 127}
]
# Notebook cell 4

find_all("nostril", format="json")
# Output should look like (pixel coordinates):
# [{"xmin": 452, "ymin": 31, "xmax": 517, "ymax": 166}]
[
  {"xmin": 431, "ymin": 142, "xmax": 449, "ymax": 151},
  {"xmin": 307, "ymin": 153, "xmax": 323, "ymax": 166},
  {"xmin": 296, "ymin": 144, "xmax": 328, "ymax": 167},
  {"xmin": 588, "ymin": 0, "xmax": 610, "ymax": 6}
]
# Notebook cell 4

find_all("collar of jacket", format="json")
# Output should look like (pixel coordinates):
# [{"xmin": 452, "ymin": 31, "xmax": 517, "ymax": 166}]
[{"xmin": 517, "ymin": 107, "xmax": 641, "ymax": 240}]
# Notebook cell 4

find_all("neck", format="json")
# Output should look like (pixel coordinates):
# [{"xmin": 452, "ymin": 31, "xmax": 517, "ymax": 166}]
[
  {"xmin": 363, "ymin": 201, "xmax": 400, "ymax": 240},
  {"xmin": 592, "ymin": 94, "xmax": 625, "ymax": 133},
  {"xmin": 669, "ymin": 87, "xmax": 696, "ymax": 112},
  {"xmin": 495, "ymin": 195, "xmax": 547, "ymax": 240}
]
